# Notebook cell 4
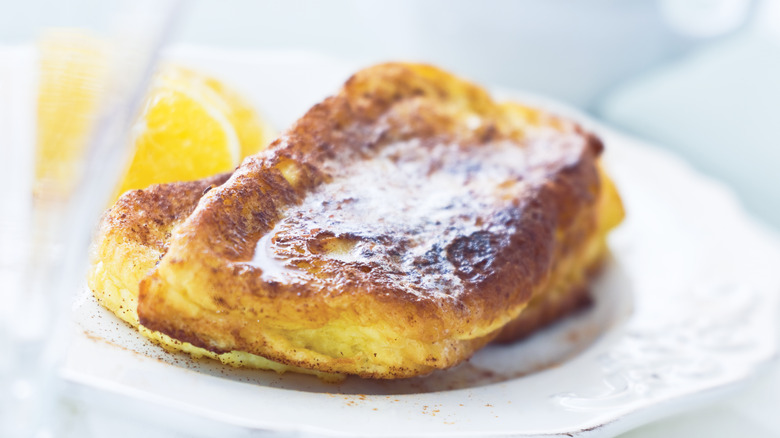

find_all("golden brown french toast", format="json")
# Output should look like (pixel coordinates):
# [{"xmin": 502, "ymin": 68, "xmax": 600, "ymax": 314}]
[{"xmin": 90, "ymin": 62, "xmax": 623, "ymax": 379}]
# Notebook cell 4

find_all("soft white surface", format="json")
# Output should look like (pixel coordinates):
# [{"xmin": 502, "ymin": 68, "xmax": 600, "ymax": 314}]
[
  {"xmin": 598, "ymin": 17, "xmax": 780, "ymax": 229},
  {"xmin": 3, "ymin": 46, "xmax": 780, "ymax": 437}
]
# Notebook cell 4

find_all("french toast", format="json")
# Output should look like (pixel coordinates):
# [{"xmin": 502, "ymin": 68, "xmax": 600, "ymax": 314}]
[{"xmin": 89, "ymin": 63, "xmax": 624, "ymax": 379}]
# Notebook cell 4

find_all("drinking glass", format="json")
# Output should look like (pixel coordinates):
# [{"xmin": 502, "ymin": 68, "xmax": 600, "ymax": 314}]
[{"xmin": 0, "ymin": 1, "xmax": 180, "ymax": 435}]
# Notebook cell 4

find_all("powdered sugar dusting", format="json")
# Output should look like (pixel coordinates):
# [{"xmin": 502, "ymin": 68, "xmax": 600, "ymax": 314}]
[{"xmin": 250, "ymin": 134, "xmax": 584, "ymax": 299}]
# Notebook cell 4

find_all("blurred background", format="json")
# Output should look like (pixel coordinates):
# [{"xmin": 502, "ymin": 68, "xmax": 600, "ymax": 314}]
[
  {"xmin": 1, "ymin": 1, "xmax": 779, "ymax": 437},
  {"xmin": 2, "ymin": 0, "xmax": 778, "ymax": 228}
]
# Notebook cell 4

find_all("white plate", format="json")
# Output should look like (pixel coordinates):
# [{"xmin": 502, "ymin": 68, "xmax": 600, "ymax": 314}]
[{"xmin": 62, "ymin": 48, "xmax": 780, "ymax": 437}]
